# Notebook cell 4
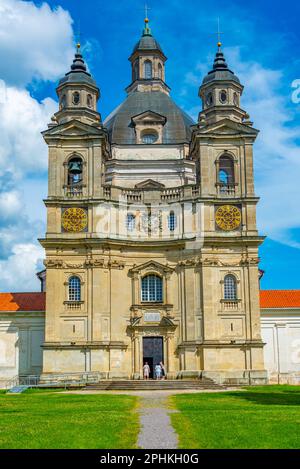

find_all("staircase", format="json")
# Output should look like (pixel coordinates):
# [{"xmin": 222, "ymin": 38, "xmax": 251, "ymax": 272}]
[{"xmin": 84, "ymin": 377, "xmax": 225, "ymax": 391}]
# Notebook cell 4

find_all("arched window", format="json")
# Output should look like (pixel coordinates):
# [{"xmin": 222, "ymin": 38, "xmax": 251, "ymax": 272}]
[
  {"xmin": 158, "ymin": 63, "xmax": 163, "ymax": 80},
  {"xmin": 60, "ymin": 95, "xmax": 66, "ymax": 110},
  {"xmin": 142, "ymin": 132, "xmax": 158, "ymax": 144},
  {"xmin": 144, "ymin": 60, "xmax": 152, "ymax": 79},
  {"xmin": 133, "ymin": 59, "xmax": 139, "ymax": 80},
  {"xmin": 69, "ymin": 276, "xmax": 81, "ymax": 301},
  {"xmin": 126, "ymin": 213, "xmax": 136, "ymax": 232},
  {"xmin": 68, "ymin": 157, "xmax": 83, "ymax": 186},
  {"xmin": 224, "ymin": 274, "xmax": 237, "ymax": 301},
  {"xmin": 168, "ymin": 211, "xmax": 176, "ymax": 232},
  {"xmin": 141, "ymin": 274, "xmax": 163, "ymax": 302},
  {"xmin": 72, "ymin": 91, "xmax": 80, "ymax": 105},
  {"xmin": 218, "ymin": 155, "xmax": 234, "ymax": 186},
  {"xmin": 87, "ymin": 94, "xmax": 93, "ymax": 108}
]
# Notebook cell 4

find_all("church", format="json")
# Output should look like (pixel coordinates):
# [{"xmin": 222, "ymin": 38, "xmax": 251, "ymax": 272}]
[{"xmin": 0, "ymin": 18, "xmax": 300, "ymax": 387}]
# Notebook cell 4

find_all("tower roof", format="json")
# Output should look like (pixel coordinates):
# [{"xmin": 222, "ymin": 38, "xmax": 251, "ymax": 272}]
[
  {"xmin": 202, "ymin": 46, "xmax": 240, "ymax": 85},
  {"xmin": 58, "ymin": 46, "xmax": 97, "ymax": 88},
  {"xmin": 131, "ymin": 19, "xmax": 165, "ymax": 56}
]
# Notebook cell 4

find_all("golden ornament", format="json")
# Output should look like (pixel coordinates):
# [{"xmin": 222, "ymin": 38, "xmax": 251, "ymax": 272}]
[
  {"xmin": 62, "ymin": 207, "xmax": 88, "ymax": 232},
  {"xmin": 215, "ymin": 205, "xmax": 241, "ymax": 231}
]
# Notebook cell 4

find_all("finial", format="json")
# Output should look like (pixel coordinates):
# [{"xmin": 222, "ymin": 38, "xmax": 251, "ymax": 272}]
[
  {"xmin": 215, "ymin": 17, "xmax": 223, "ymax": 50},
  {"xmin": 75, "ymin": 21, "xmax": 82, "ymax": 54},
  {"xmin": 143, "ymin": 3, "xmax": 152, "ymax": 35}
]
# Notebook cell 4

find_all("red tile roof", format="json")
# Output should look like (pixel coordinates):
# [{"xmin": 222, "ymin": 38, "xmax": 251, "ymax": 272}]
[
  {"xmin": 260, "ymin": 290, "xmax": 300, "ymax": 309},
  {"xmin": 0, "ymin": 293, "xmax": 45, "ymax": 312},
  {"xmin": 0, "ymin": 290, "xmax": 299, "ymax": 312}
]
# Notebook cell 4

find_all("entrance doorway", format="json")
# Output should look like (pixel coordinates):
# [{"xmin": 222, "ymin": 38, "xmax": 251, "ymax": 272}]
[{"xmin": 143, "ymin": 336, "xmax": 163, "ymax": 379}]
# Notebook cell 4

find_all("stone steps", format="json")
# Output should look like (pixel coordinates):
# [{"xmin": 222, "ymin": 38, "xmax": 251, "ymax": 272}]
[{"xmin": 85, "ymin": 378, "xmax": 225, "ymax": 391}]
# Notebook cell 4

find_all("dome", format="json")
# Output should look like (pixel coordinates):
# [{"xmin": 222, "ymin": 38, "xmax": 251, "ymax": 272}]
[
  {"xmin": 202, "ymin": 49, "xmax": 240, "ymax": 85},
  {"xmin": 58, "ymin": 50, "xmax": 97, "ymax": 88},
  {"xmin": 104, "ymin": 91, "xmax": 194, "ymax": 145},
  {"xmin": 132, "ymin": 33, "xmax": 163, "ymax": 54}
]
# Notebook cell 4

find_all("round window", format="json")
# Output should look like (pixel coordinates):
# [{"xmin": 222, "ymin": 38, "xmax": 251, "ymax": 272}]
[
  {"xmin": 220, "ymin": 90, "xmax": 227, "ymax": 104},
  {"xmin": 142, "ymin": 133, "xmax": 158, "ymax": 144}
]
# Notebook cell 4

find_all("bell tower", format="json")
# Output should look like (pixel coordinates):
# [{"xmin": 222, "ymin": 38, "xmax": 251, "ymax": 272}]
[
  {"xmin": 190, "ymin": 41, "xmax": 268, "ymax": 385},
  {"xmin": 40, "ymin": 44, "xmax": 109, "ymax": 381},
  {"xmin": 55, "ymin": 43, "xmax": 101, "ymax": 125}
]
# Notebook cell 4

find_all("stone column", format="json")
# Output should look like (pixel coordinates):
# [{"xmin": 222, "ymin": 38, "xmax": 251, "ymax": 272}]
[
  {"xmin": 166, "ymin": 334, "xmax": 176, "ymax": 378},
  {"xmin": 133, "ymin": 335, "xmax": 140, "ymax": 379}
]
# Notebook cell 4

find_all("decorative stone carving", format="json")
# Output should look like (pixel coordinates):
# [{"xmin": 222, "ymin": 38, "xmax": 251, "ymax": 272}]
[{"xmin": 44, "ymin": 259, "xmax": 65, "ymax": 269}]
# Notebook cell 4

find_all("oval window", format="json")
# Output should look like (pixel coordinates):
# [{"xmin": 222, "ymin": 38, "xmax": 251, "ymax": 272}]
[
  {"xmin": 72, "ymin": 91, "xmax": 80, "ymax": 105},
  {"xmin": 220, "ymin": 90, "xmax": 227, "ymax": 104},
  {"xmin": 142, "ymin": 133, "xmax": 158, "ymax": 144}
]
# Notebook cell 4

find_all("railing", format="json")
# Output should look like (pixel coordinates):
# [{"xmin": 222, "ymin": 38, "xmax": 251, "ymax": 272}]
[
  {"xmin": 5, "ymin": 375, "xmax": 19, "ymax": 389},
  {"xmin": 4, "ymin": 373, "xmax": 101, "ymax": 390},
  {"xmin": 65, "ymin": 185, "xmax": 83, "ymax": 198},
  {"xmin": 222, "ymin": 300, "xmax": 240, "ymax": 310},
  {"xmin": 161, "ymin": 188, "xmax": 184, "ymax": 202},
  {"xmin": 65, "ymin": 301, "xmax": 82, "ymax": 311},
  {"xmin": 102, "ymin": 185, "xmax": 201, "ymax": 203},
  {"xmin": 216, "ymin": 183, "xmax": 236, "ymax": 196},
  {"xmin": 121, "ymin": 189, "xmax": 142, "ymax": 202}
]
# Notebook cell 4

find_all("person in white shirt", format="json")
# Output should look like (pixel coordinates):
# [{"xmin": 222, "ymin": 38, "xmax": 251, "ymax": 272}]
[{"xmin": 143, "ymin": 362, "xmax": 150, "ymax": 380}]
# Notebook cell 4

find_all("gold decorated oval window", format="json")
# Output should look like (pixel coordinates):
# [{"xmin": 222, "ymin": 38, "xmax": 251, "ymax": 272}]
[
  {"xmin": 215, "ymin": 205, "xmax": 241, "ymax": 231},
  {"xmin": 62, "ymin": 207, "xmax": 88, "ymax": 232}
]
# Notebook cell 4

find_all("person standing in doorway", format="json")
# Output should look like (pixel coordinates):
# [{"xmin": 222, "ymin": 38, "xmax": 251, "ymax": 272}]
[
  {"xmin": 143, "ymin": 362, "xmax": 150, "ymax": 380},
  {"xmin": 155, "ymin": 363, "xmax": 162, "ymax": 380}
]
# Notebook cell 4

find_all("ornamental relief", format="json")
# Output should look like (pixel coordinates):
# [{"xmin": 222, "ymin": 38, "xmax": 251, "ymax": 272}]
[{"xmin": 44, "ymin": 258, "xmax": 125, "ymax": 270}]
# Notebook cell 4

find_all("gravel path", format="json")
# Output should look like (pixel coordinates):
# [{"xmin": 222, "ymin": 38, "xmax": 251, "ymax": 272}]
[{"xmin": 137, "ymin": 393, "xmax": 178, "ymax": 449}]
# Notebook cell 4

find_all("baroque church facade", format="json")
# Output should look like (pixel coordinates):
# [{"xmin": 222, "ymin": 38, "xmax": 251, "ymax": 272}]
[{"xmin": 34, "ymin": 19, "xmax": 267, "ymax": 384}]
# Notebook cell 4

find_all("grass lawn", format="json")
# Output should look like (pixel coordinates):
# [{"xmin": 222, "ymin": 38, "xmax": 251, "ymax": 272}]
[
  {"xmin": 170, "ymin": 385, "xmax": 300, "ymax": 449},
  {"xmin": 0, "ymin": 389, "xmax": 139, "ymax": 449}
]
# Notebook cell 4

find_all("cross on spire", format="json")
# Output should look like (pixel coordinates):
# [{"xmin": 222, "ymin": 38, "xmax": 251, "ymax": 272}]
[
  {"xmin": 144, "ymin": 3, "xmax": 151, "ymax": 21},
  {"xmin": 76, "ymin": 21, "xmax": 81, "ymax": 52},
  {"xmin": 215, "ymin": 17, "xmax": 224, "ymax": 49}
]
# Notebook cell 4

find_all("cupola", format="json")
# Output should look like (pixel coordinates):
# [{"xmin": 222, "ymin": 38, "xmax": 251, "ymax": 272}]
[
  {"xmin": 54, "ymin": 43, "xmax": 101, "ymax": 125},
  {"xmin": 126, "ymin": 17, "xmax": 170, "ymax": 95},
  {"xmin": 198, "ymin": 42, "xmax": 247, "ymax": 125}
]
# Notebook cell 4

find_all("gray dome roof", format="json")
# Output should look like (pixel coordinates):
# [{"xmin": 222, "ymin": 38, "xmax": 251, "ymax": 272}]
[
  {"xmin": 104, "ymin": 91, "xmax": 194, "ymax": 144},
  {"xmin": 202, "ymin": 49, "xmax": 240, "ymax": 85},
  {"xmin": 132, "ymin": 33, "xmax": 163, "ymax": 54}
]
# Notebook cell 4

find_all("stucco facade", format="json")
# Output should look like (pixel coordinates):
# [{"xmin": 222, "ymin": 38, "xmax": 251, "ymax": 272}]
[{"xmin": 33, "ymin": 20, "xmax": 270, "ymax": 386}]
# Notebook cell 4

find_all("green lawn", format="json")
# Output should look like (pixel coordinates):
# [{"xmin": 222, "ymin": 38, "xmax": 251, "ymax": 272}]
[
  {"xmin": 0, "ymin": 389, "xmax": 139, "ymax": 449},
  {"xmin": 170, "ymin": 386, "xmax": 300, "ymax": 449}
]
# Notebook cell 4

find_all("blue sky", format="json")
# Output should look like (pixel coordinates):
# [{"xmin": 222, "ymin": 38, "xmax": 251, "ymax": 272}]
[{"xmin": 0, "ymin": 0, "xmax": 299, "ymax": 291}]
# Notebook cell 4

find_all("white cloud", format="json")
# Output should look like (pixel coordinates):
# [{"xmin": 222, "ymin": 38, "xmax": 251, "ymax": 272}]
[
  {"xmin": 0, "ymin": 190, "xmax": 23, "ymax": 220},
  {"xmin": 0, "ymin": 243, "xmax": 44, "ymax": 292},
  {"xmin": 0, "ymin": 1, "xmax": 74, "ymax": 291},
  {"xmin": 0, "ymin": 0, "xmax": 74, "ymax": 86},
  {"xmin": 0, "ymin": 83, "xmax": 57, "ymax": 178},
  {"xmin": 184, "ymin": 47, "xmax": 300, "ymax": 249},
  {"xmin": 225, "ymin": 47, "xmax": 300, "ymax": 248}
]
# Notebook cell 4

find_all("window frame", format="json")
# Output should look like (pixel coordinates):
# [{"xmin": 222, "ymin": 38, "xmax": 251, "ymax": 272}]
[
  {"xmin": 224, "ymin": 274, "xmax": 237, "ymax": 301},
  {"xmin": 141, "ymin": 274, "xmax": 163, "ymax": 303},
  {"xmin": 68, "ymin": 276, "xmax": 81, "ymax": 302}
]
